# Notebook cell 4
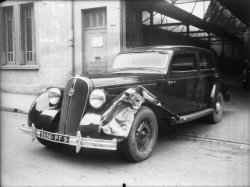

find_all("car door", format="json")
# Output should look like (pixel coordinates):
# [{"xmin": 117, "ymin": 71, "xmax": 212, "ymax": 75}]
[
  {"xmin": 164, "ymin": 51, "xmax": 199, "ymax": 115},
  {"xmin": 196, "ymin": 51, "xmax": 216, "ymax": 109}
]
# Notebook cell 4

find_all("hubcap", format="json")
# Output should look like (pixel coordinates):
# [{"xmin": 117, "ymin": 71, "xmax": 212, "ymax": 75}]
[
  {"xmin": 215, "ymin": 94, "xmax": 223, "ymax": 116},
  {"xmin": 216, "ymin": 102, "xmax": 221, "ymax": 112},
  {"xmin": 135, "ymin": 120, "xmax": 152, "ymax": 151}
]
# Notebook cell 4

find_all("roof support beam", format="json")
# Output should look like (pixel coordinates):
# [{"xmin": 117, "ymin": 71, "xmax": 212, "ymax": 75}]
[
  {"xmin": 166, "ymin": 0, "xmax": 210, "ymax": 5},
  {"xmin": 131, "ymin": 0, "xmax": 243, "ymax": 43},
  {"xmin": 143, "ymin": 22, "xmax": 183, "ymax": 27}
]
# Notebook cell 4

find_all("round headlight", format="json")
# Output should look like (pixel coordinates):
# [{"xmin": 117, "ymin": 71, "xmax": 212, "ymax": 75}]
[
  {"xmin": 89, "ymin": 89, "xmax": 106, "ymax": 109},
  {"xmin": 48, "ymin": 88, "xmax": 62, "ymax": 105}
]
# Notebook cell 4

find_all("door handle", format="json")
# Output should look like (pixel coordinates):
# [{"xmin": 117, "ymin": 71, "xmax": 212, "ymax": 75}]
[{"xmin": 168, "ymin": 80, "xmax": 176, "ymax": 85}]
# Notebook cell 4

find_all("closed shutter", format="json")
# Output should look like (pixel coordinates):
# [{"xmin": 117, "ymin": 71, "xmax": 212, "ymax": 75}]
[{"xmin": 0, "ymin": 8, "xmax": 7, "ymax": 65}]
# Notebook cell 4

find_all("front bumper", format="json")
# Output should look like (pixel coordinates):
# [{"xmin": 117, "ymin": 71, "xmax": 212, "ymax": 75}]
[{"xmin": 19, "ymin": 124, "xmax": 117, "ymax": 153}]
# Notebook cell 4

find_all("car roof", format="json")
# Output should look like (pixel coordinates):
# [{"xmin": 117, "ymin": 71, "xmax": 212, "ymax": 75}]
[{"xmin": 122, "ymin": 45, "xmax": 211, "ymax": 54}]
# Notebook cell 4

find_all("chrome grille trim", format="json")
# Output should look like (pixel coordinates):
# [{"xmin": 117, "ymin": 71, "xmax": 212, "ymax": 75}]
[
  {"xmin": 64, "ymin": 78, "xmax": 77, "ymax": 133},
  {"xmin": 59, "ymin": 76, "xmax": 93, "ymax": 135},
  {"xmin": 75, "ymin": 76, "xmax": 93, "ymax": 120}
]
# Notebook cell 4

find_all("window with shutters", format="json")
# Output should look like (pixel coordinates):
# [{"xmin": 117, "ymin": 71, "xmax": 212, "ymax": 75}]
[
  {"xmin": 0, "ymin": 2, "xmax": 36, "ymax": 68},
  {"xmin": 0, "ymin": 6, "xmax": 15, "ymax": 65},
  {"xmin": 20, "ymin": 3, "xmax": 35, "ymax": 64}
]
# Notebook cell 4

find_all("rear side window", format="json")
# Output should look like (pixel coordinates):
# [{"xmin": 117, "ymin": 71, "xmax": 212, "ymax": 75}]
[
  {"xmin": 198, "ymin": 53, "xmax": 214, "ymax": 70},
  {"xmin": 171, "ymin": 53, "xmax": 196, "ymax": 72}
]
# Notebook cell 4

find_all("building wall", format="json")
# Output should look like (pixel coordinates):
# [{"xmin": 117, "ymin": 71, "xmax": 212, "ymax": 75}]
[
  {"xmin": 211, "ymin": 43, "xmax": 241, "ymax": 60},
  {"xmin": 243, "ymin": 22, "xmax": 250, "ymax": 62},
  {"xmin": 0, "ymin": 0, "xmax": 122, "ymax": 94},
  {"xmin": 0, "ymin": 1, "xmax": 73, "ymax": 94},
  {"xmin": 73, "ymin": 0, "xmax": 121, "ymax": 75}
]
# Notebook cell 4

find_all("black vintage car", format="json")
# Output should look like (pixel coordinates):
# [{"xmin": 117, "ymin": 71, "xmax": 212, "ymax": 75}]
[{"xmin": 20, "ymin": 46, "xmax": 230, "ymax": 162}]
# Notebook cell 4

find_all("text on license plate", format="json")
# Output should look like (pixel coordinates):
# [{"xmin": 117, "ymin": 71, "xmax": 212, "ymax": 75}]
[{"xmin": 39, "ymin": 131, "xmax": 70, "ymax": 143}]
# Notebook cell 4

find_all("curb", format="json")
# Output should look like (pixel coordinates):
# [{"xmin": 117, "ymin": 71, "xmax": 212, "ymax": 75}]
[
  {"xmin": 0, "ymin": 107, "xmax": 28, "ymax": 115},
  {"xmin": 170, "ymin": 133, "xmax": 250, "ymax": 146}
]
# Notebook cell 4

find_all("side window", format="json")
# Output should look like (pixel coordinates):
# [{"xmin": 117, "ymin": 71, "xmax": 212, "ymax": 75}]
[
  {"xmin": 171, "ymin": 53, "xmax": 196, "ymax": 72},
  {"xmin": 198, "ymin": 53, "xmax": 214, "ymax": 70}
]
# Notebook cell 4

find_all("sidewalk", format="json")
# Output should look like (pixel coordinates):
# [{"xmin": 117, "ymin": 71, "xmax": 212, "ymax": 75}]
[{"xmin": 0, "ymin": 92, "xmax": 37, "ymax": 114}]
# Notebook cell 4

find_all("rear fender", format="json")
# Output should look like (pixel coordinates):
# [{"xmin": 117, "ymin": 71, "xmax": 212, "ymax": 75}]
[
  {"xmin": 99, "ymin": 86, "xmax": 178, "ymax": 140},
  {"xmin": 209, "ymin": 79, "xmax": 230, "ymax": 108}
]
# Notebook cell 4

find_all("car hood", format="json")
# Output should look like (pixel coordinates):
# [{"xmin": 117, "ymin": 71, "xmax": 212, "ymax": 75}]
[{"xmin": 84, "ymin": 70, "xmax": 163, "ymax": 88}]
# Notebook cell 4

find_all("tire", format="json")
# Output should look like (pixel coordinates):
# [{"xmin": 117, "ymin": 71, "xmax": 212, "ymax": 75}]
[
  {"xmin": 208, "ymin": 91, "xmax": 224, "ymax": 124},
  {"xmin": 122, "ymin": 106, "xmax": 158, "ymax": 162}
]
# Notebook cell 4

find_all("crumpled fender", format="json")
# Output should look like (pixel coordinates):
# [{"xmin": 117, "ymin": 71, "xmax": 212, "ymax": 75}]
[
  {"xmin": 96, "ymin": 86, "xmax": 178, "ymax": 140},
  {"xmin": 28, "ymin": 88, "xmax": 62, "ymax": 130},
  {"xmin": 209, "ymin": 79, "xmax": 230, "ymax": 108}
]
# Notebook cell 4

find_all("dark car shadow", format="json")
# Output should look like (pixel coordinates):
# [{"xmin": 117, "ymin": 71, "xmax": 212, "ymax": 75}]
[
  {"xmin": 157, "ymin": 109, "xmax": 235, "ymax": 141},
  {"xmin": 31, "ymin": 141, "xmax": 132, "ymax": 165},
  {"xmin": 31, "ymin": 110, "xmax": 234, "ymax": 164},
  {"xmin": 221, "ymin": 110, "xmax": 235, "ymax": 118}
]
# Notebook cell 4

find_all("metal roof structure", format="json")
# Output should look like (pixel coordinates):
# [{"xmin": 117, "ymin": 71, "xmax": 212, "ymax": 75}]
[
  {"xmin": 217, "ymin": 0, "xmax": 250, "ymax": 27},
  {"xmin": 129, "ymin": 0, "xmax": 249, "ymax": 44}
]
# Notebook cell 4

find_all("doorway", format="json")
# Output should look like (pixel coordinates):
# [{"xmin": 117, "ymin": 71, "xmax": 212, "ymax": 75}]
[{"xmin": 82, "ymin": 8, "xmax": 107, "ymax": 74}]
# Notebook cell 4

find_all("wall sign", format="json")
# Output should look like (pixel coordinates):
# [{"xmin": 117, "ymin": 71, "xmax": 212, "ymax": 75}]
[{"xmin": 92, "ymin": 36, "xmax": 103, "ymax": 48}]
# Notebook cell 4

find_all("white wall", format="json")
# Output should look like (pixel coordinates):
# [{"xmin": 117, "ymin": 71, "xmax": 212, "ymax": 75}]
[
  {"xmin": 1, "ymin": 1, "xmax": 72, "ymax": 94},
  {"xmin": 73, "ymin": 0, "xmax": 121, "ymax": 75}
]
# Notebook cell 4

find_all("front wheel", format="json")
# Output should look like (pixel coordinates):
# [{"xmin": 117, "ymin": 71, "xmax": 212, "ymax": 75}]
[
  {"xmin": 121, "ymin": 106, "xmax": 158, "ymax": 162},
  {"xmin": 208, "ymin": 91, "xmax": 224, "ymax": 124}
]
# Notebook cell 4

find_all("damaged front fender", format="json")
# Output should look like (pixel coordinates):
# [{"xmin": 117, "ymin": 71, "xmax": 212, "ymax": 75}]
[
  {"xmin": 80, "ymin": 86, "xmax": 177, "ymax": 140},
  {"xmin": 100, "ymin": 87, "xmax": 144, "ymax": 140},
  {"xmin": 83, "ymin": 86, "xmax": 177, "ymax": 140}
]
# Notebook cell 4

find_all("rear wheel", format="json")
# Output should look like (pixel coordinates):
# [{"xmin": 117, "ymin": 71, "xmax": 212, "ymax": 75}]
[
  {"xmin": 122, "ymin": 106, "xmax": 158, "ymax": 162},
  {"xmin": 208, "ymin": 91, "xmax": 224, "ymax": 124},
  {"xmin": 242, "ymin": 70, "xmax": 248, "ymax": 89}
]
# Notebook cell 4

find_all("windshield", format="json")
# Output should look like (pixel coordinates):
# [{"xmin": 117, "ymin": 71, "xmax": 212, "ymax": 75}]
[{"xmin": 112, "ymin": 52, "xmax": 170, "ymax": 70}]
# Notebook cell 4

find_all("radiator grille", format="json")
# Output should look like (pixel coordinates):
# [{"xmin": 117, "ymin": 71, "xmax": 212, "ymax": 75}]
[
  {"xmin": 58, "ymin": 78, "xmax": 90, "ymax": 136},
  {"xmin": 58, "ymin": 79, "xmax": 74, "ymax": 134}
]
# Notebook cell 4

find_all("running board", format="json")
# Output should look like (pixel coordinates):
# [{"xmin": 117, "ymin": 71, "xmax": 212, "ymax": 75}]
[{"xmin": 178, "ymin": 109, "xmax": 214, "ymax": 123}]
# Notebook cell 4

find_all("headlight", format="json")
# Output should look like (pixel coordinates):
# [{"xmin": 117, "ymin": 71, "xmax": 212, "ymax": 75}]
[
  {"xmin": 48, "ymin": 88, "xmax": 62, "ymax": 105},
  {"xmin": 89, "ymin": 89, "xmax": 106, "ymax": 109}
]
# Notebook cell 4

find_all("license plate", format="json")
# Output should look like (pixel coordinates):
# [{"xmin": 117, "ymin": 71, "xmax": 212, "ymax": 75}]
[{"xmin": 39, "ymin": 131, "xmax": 70, "ymax": 143}]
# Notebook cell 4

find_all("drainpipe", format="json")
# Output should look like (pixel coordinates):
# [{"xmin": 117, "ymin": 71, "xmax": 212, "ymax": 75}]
[{"xmin": 70, "ymin": 0, "xmax": 75, "ymax": 76}]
